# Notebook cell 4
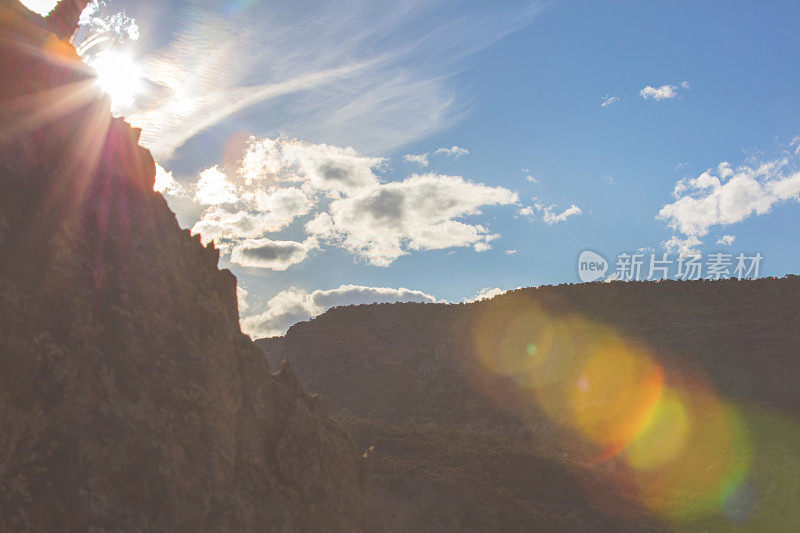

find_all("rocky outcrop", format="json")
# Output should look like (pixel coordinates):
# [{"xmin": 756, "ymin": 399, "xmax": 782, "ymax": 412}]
[
  {"xmin": 46, "ymin": 0, "xmax": 90, "ymax": 40},
  {"xmin": 0, "ymin": 2, "xmax": 366, "ymax": 530}
]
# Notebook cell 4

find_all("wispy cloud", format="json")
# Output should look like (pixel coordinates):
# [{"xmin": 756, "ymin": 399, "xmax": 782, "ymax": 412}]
[
  {"xmin": 434, "ymin": 145, "xmax": 469, "ymax": 157},
  {"xmin": 601, "ymin": 94, "xmax": 620, "ymax": 108},
  {"xmin": 519, "ymin": 200, "xmax": 582, "ymax": 224},
  {"xmin": 522, "ymin": 168, "xmax": 539, "ymax": 183},
  {"xmin": 73, "ymin": 1, "xmax": 544, "ymax": 158},
  {"xmin": 403, "ymin": 153, "xmax": 429, "ymax": 167},
  {"xmin": 403, "ymin": 145, "xmax": 469, "ymax": 167}
]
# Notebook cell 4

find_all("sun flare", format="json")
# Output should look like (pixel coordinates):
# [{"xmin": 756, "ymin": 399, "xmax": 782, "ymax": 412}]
[{"xmin": 91, "ymin": 51, "xmax": 143, "ymax": 111}]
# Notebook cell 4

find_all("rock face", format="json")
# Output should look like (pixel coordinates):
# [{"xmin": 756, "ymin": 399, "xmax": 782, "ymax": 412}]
[
  {"xmin": 258, "ymin": 278, "xmax": 800, "ymax": 531},
  {"xmin": 0, "ymin": 2, "xmax": 365, "ymax": 530}
]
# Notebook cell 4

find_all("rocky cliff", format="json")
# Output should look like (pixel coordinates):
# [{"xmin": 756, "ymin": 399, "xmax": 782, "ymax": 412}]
[{"xmin": 0, "ymin": 1, "xmax": 366, "ymax": 530}]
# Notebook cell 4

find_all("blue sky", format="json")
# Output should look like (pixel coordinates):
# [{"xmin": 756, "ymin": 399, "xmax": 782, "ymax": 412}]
[{"xmin": 28, "ymin": 0, "xmax": 800, "ymax": 336}]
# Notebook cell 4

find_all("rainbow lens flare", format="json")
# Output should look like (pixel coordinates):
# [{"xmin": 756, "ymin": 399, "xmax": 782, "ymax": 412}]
[{"xmin": 469, "ymin": 293, "xmax": 763, "ymax": 527}]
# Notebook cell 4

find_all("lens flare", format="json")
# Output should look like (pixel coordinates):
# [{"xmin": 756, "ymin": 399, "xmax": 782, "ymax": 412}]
[
  {"xmin": 633, "ymin": 393, "xmax": 751, "ymax": 522},
  {"xmin": 90, "ymin": 50, "xmax": 142, "ymax": 112},
  {"xmin": 469, "ymin": 293, "xmax": 758, "ymax": 526},
  {"xmin": 624, "ymin": 388, "xmax": 689, "ymax": 471},
  {"xmin": 572, "ymin": 339, "xmax": 664, "ymax": 459}
]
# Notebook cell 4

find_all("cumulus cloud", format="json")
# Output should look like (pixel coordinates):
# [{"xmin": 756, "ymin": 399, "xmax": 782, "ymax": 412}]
[
  {"xmin": 505, "ymin": 249, "xmax": 519, "ymax": 255},
  {"xmin": 229, "ymin": 237, "xmax": 317, "ymax": 271},
  {"xmin": 239, "ymin": 137, "xmax": 382, "ymax": 197},
  {"xmin": 240, "ymin": 284, "xmax": 438, "ymax": 338},
  {"xmin": 186, "ymin": 136, "xmax": 516, "ymax": 269},
  {"xmin": 194, "ymin": 166, "xmax": 237, "ymax": 205},
  {"xmin": 308, "ymin": 173, "xmax": 517, "ymax": 266},
  {"xmin": 520, "ymin": 201, "xmax": 582, "ymax": 224},
  {"xmin": 236, "ymin": 285, "xmax": 249, "ymax": 315},
  {"xmin": 601, "ymin": 95, "xmax": 620, "ymax": 108},
  {"xmin": 192, "ymin": 205, "xmax": 308, "ymax": 245},
  {"xmin": 658, "ymin": 159, "xmax": 800, "ymax": 237},
  {"xmin": 717, "ymin": 235, "xmax": 735, "ymax": 246},
  {"xmin": 403, "ymin": 153, "xmax": 429, "ymax": 167},
  {"xmin": 640, "ymin": 84, "xmax": 680, "ymax": 100},
  {"xmin": 153, "ymin": 163, "xmax": 183, "ymax": 195}
]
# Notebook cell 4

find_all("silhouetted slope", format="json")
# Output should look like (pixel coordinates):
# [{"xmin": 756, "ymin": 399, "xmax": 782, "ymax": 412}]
[
  {"xmin": 0, "ymin": 3, "xmax": 365, "ymax": 530},
  {"xmin": 258, "ymin": 278, "xmax": 800, "ymax": 531}
]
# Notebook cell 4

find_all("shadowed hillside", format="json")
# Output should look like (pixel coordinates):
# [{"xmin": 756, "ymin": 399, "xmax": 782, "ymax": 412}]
[
  {"xmin": 0, "ymin": 2, "xmax": 365, "ymax": 530},
  {"xmin": 259, "ymin": 278, "xmax": 800, "ymax": 531}
]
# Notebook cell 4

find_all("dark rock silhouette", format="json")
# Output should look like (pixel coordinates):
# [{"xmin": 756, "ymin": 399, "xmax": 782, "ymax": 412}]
[
  {"xmin": 0, "ymin": 2, "xmax": 366, "ymax": 530},
  {"xmin": 46, "ymin": 0, "xmax": 90, "ymax": 40},
  {"xmin": 258, "ymin": 278, "xmax": 800, "ymax": 531}
]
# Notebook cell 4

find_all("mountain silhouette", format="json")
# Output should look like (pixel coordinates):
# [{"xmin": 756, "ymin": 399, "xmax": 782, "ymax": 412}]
[{"xmin": 259, "ymin": 278, "xmax": 800, "ymax": 531}]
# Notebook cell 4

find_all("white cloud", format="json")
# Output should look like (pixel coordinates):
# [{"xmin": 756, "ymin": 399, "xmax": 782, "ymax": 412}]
[
  {"xmin": 76, "ymin": 1, "xmax": 140, "ymax": 42},
  {"xmin": 310, "ymin": 173, "xmax": 517, "ymax": 266},
  {"xmin": 520, "ymin": 201, "xmax": 582, "ymax": 224},
  {"xmin": 403, "ymin": 146, "xmax": 468, "ymax": 168},
  {"xmin": 464, "ymin": 287, "xmax": 512, "ymax": 303},
  {"xmin": 229, "ymin": 237, "xmax": 317, "ymax": 271},
  {"xmin": 518, "ymin": 205, "xmax": 535, "ymax": 217},
  {"xmin": 192, "ymin": 205, "xmax": 307, "ymax": 246},
  {"xmin": 240, "ymin": 137, "xmax": 383, "ymax": 198},
  {"xmin": 601, "ymin": 95, "xmax": 620, "ymax": 108},
  {"xmin": 603, "ymin": 175, "xmax": 615, "ymax": 185},
  {"xmin": 435, "ymin": 146, "xmax": 469, "ymax": 157},
  {"xmin": 194, "ymin": 166, "xmax": 237, "ymax": 205},
  {"xmin": 186, "ymin": 136, "xmax": 515, "ymax": 269},
  {"xmin": 681, "ymin": 81, "xmax": 690, "ymax": 89},
  {"xmin": 542, "ymin": 204, "xmax": 581, "ymax": 224},
  {"xmin": 522, "ymin": 168, "xmax": 539, "ymax": 183},
  {"xmin": 153, "ymin": 163, "xmax": 183, "ymax": 195},
  {"xmin": 717, "ymin": 235, "xmax": 735, "ymax": 245},
  {"xmin": 505, "ymin": 249, "xmax": 519, "ymax": 255},
  {"xmin": 236, "ymin": 285, "xmax": 249, "ymax": 315},
  {"xmin": 240, "ymin": 284, "xmax": 438, "ymax": 338},
  {"xmin": 658, "ymin": 157, "xmax": 800, "ymax": 237},
  {"xmin": 403, "ymin": 153, "xmax": 429, "ymax": 167},
  {"xmin": 663, "ymin": 235, "xmax": 702, "ymax": 258},
  {"xmin": 640, "ymin": 84, "xmax": 679, "ymax": 101}
]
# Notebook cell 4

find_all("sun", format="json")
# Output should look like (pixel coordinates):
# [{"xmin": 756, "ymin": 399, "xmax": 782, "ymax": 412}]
[{"xmin": 91, "ymin": 51, "xmax": 143, "ymax": 112}]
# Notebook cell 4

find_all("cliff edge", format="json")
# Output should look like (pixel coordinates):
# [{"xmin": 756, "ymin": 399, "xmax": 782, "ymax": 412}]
[{"xmin": 0, "ymin": 2, "xmax": 366, "ymax": 530}]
